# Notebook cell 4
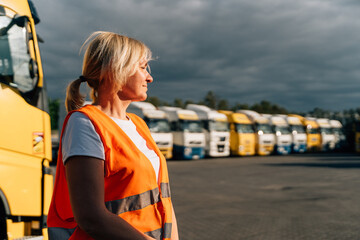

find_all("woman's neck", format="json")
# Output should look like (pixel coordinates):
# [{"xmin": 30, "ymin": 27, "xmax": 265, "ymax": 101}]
[{"xmin": 95, "ymin": 95, "xmax": 131, "ymax": 120}]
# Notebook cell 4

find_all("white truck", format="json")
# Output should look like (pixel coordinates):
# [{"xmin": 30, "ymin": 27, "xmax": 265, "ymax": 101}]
[
  {"xmin": 264, "ymin": 115, "xmax": 292, "ymax": 155},
  {"xmin": 316, "ymin": 118, "xmax": 336, "ymax": 151},
  {"xmin": 237, "ymin": 110, "xmax": 275, "ymax": 155},
  {"xmin": 284, "ymin": 115, "xmax": 307, "ymax": 153},
  {"xmin": 127, "ymin": 102, "xmax": 173, "ymax": 159},
  {"xmin": 159, "ymin": 106, "xmax": 205, "ymax": 160},
  {"xmin": 329, "ymin": 119, "xmax": 345, "ymax": 151},
  {"xmin": 186, "ymin": 104, "xmax": 230, "ymax": 157}
]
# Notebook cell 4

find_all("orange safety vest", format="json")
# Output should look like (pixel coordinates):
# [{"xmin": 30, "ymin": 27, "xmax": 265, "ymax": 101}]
[{"xmin": 47, "ymin": 105, "xmax": 172, "ymax": 240}]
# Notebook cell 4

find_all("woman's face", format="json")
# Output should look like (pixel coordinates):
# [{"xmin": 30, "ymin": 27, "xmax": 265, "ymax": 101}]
[{"xmin": 119, "ymin": 60, "xmax": 153, "ymax": 101}]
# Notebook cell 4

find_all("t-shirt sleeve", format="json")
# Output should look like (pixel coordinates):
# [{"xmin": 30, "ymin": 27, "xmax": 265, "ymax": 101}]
[{"xmin": 61, "ymin": 112, "xmax": 105, "ymax": 164}]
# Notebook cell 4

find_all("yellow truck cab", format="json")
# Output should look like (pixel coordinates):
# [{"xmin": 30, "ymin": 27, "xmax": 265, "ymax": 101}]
[
  {"xmin": 219, "ymin": 111, "xmax": 255, "ymax": 156},
  {"xmin": 0, "ymin": 0, "xmax": 53, "ymax": 239},
  {"xmin": 237, "ymin": 110, "xmax": 275, "ymax": 156},
  {"xmin": 289, "ymin": 114, "xmax": 321, "ymax": 152}
]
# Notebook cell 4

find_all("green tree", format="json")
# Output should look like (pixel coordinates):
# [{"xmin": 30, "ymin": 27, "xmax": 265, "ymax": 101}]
[
  {"xmin": 217, "ymin": 99, "xmax": 230, "ymax": 110},
  {"xmin": 173, "ymin": 98, "xmax": 184, "ymax": 108},
  {"xmin": 250, "ymin": 100, "xmax": 288, "ymax": 114},
  {"xmin": 203, "ymin": 91, "xmax": 217, "ymax": 109},
  {"xmin": 146, "ymin": 96, "xmax": 162, "ymax": 107},
  {"xmin": 231, "ymin": 102, "xmax": 249, "ymax": 112}
]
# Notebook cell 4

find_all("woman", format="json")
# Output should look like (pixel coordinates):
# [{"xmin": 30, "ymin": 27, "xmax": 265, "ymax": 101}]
[{"xmin": 47, "ymin": 31, "xmax": 179, "ymax": 240}]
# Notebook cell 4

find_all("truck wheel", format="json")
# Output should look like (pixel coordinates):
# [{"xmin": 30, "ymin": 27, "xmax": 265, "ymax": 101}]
[{"xmin": 0, "ymin": 202, "xmax": 7, "ymax": 240}]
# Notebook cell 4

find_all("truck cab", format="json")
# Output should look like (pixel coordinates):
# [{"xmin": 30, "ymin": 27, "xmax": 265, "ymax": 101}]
[
  {"xmin": 237, "ymin": 110, "xmax": 275, "ymax": 155},
  {"xmin": 219, "ymin": 111, "xmax": 256, "ymax": 156},
  {"xmin": 127, "ymin": 102, "xmax": 173, "ymax": 159},
  {"xmin": 329, "ymin": 120, "xmax": 346, "ymax": 151},
  {"xmin": 159, "ymin": 106, "xmax": 205, "ymax": 160},
  {"xmin": 289, "ymin": 115, "xmax": 321, "ymax": 152},
  {"xmin": 316, "ymin": 118, "xmax": 336, "ymax": 151},
  {"xmin": 266, "ymin": 115, "xmax": 292, "ymax": 155},
  {"xmin": 285, "ymin": 115, "xmax": 307, "ymax": 153},
  {"xmin": 186, "ymin": 104, "xmax": 230, "ymax": 157},
  {"xmin": 0, "ymin": 0, "xmax": 53, "ymax": 239}
]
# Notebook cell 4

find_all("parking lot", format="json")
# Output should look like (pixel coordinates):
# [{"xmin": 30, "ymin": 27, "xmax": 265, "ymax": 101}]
[{"xmin": 167, "ymin": 153, "xmax": 360, "ymax": 240}]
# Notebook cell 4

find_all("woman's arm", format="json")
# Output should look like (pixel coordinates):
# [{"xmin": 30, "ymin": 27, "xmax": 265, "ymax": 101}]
[
  {"xmin": 171, "ymin": 204, "xmax": 179, "ymax": 240},
  {"xmin": 65, "ymin": 156, "xmax": 155, "ymax": 240}
]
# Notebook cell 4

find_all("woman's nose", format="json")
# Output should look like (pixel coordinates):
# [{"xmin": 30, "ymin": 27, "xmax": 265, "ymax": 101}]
[{"xmin": 146, "ymin": 73, "xmax": 153, "ymax": 83}]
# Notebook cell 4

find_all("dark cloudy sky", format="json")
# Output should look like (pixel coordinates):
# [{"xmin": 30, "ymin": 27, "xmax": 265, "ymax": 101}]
[{"xmin": 34, "ymin": 0, "xmax": 360, "ymax": 112}]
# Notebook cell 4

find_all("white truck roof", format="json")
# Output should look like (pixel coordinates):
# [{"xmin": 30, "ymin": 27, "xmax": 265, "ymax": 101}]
[
  {"xmin": 129, "ymin": 101, "xmax": 157, "ymax": 110},
  {"xmin": 128, "ymin": 102, "xmax": 166, "ymax": 119},
  {"xmin": 159, "ymin": 106, "xmax": 199, "ymax": 121},
  {"xmin": 316, "ymin": 118, "xmax": 331, "ymax": 128},
  {"xmin": 285, "ymin": 116, "xmax": 302, "ymax": 125},
  {"xmin": 237, "ymin": 110, "xmax": 269, "ymax": 124},
  {"xmin": 329, "ymin": 120, "xmax": 342, "ymax": 128},
  {"xmin": 186, "ymin": 104, "xmax": 227, "ymax": 121},
  {"xmin": 266, "ymin": 115, "xmax": 288, "ymax": 126}
]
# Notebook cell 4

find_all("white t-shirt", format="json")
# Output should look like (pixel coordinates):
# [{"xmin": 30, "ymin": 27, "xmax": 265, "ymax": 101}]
[{"xmin": 61, "ymin": 112, "xmax": 160, "ymax": 181}]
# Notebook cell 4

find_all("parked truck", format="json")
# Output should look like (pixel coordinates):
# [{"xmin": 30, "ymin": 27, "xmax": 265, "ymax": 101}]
[
  {"xmin": 127, "ymin": 102, "xmax": 173, "ymax": 159},
  {"xmin": 186, "ymin": 104, "xmax": 230, "ymax": 157},
  {"xmin": 219, "ymin": 111, "xmax": 256, "ymax": 156},
  {"xmin": 316, "ymin": 118, "xmax": 336, "ymax": 151},
  {"xmin": 0, "ymin": 0, "xmax": 53, "ymax": 239},
  {"xmin": 237, "ymin": 110, "xmax": 275, "ymax": 155},
  {"xmin": 265, "ymin": 115, "xmax": 292, "ymax": 155},
  {"xmin": 289, "ymin": 115, "xmax": 321, "ymax": 152},
  {"xmin": 329, "ymin": 120, "xmax": 346, "ymax": 151},
  {"xmin": 285, "ymin": 115, "xmax": 307, "ymax": 153},
  {"xmin": 159, "ymin": 106, "xmax": 205, "ymax": 160}
]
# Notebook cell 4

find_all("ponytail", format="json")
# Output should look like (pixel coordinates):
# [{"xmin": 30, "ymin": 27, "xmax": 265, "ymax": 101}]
[{"xmin": 65, "ymin": 77, "xmax": 86, "ymax": 112}]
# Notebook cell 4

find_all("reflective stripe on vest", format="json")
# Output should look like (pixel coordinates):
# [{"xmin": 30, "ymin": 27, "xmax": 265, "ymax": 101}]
[
  {"xmin": 161, "ymin": 182, "xmax": 171, "ymax": 198},
  {"xmin": 105, "ymin": 183, "xmax": 170, "ymax": 215},
  {"xmin": 145, "ymin": 223, "xmax": 172, "ymax": 240}
]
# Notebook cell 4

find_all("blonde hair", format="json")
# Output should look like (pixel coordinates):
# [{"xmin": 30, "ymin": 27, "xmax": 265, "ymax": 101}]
[{"xmin": 65, "ymin": 31, "xmax": 152, "ymax": 112}]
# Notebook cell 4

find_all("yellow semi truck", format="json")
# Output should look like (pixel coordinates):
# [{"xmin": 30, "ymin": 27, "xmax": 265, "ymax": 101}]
[
  {"xmin": 289, "ymin": 114, "xmax": 321, "ymax": 152},
  {"xmin": 0, "ymin": 0, "xmax": 53, "ymax": 239},
  {"xmin": 219, "ymin": 111, "xmax": 256, "ymax": 156}
]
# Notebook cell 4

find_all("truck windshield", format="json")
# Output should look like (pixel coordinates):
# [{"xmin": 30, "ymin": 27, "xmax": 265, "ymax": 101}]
[
  {"xmin": 320, "ymin": 127, "xmax": 333, "ymax": 135},
  {"xmin": 332, "ymin": 128, "xmax": 343, "ymax": 135},
  {"xmin": 307, "ymin": 128, "xmax": 320, "ymax": 134},
  {"xmin": 256, "ymin": 124, "xmax": 273, "ymax": 134},
  {"xmin": 235, "ymin": 124, "xmax": 254, "ymax": 133},
  {"xmin": 209, "ymin": 120, "xmax": 229, "ymax": 132},
  {"xmin": 0, "ymin": 12, "xmax": 36, "ymax": 92},
  {"xmin": 179, "ymin": 120, "xmax": 202, "ymax": 133},
  {"xmin": 146, "ymin": 118, "xmax": 171, "ymax": 133},
  {"xmin": 290, "ymin": 125, "xmax": 305, "ymax": 134},
  {"xmin": 274, "ymin": 126, "xmax": 290, "ymax": 134}
]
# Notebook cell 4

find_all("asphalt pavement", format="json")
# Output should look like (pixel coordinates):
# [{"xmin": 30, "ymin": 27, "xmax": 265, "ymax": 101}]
[{"xmin": 167, "ymin": 153, "xmax": 360, "ymax": 240}]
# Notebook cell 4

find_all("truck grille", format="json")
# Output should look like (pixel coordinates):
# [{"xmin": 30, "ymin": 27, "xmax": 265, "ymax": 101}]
[
  {"xmin": 156, "ymin": 141, "xmax": 170, "ymax": 146},
  {"xmin": 189, "ymin": 141, "xmax": 203, "ymax": 145}
]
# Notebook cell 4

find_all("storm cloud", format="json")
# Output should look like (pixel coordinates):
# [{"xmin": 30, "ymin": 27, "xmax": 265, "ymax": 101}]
[{"xmin": 34, "ymin": 0, "xmax": 360, "ymax": 111}]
